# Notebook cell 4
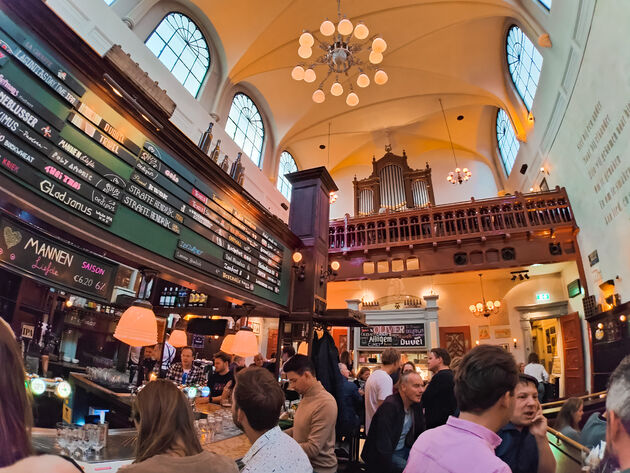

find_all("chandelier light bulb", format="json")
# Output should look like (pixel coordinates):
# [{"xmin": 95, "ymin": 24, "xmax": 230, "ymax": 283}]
[
  {"xmin": 494, "ymin": 300, "xmax": 501, "ymax": 308},
  {"xmin": 469, "ymin": 304, "xmax": 476, "ymax": 313},
  {"xmin": 298, "ymin": 45, "xmax": 312, "ymax": 59},
  {"xmin": 369, "ymin": 50, "xmax": 383, "ymax": 64},
  {"xmin": 346, "ymin": 92, "xmax": 359, "ymax": 106},
  {"xmin": 372, "ymin": 37, "xmax": 387, "ymax": 53},
  {"xmin": 374, "ymin": 69, "xmax": 388, "ymax": 85},
  {"xmin": 338, "ymin": 18, "xmax": 354, "ymax": 36},
  {"xmin": 312, "ymin": 89, "xmax": 325, "ymax": 103},
  {"xmin": 354, "ymin": 22, "xmax": 369, "ymax": 40},
  {"xmin": 303, "ymin": 68, "xmax": 316, "ymax": 83},
  {"xmin": 320, "ymin": 19, "xmax": 335, "ymax": 36},
  {"xmin": 476, "ymin": 302, "xmax": 484, "ymax": 312},
  {"xmin": 299, "ymin": 31, "xmax": 314, "ymax": 47},
  {"xmin": 291, "ymin": 65, "xmax": 305, "ymax": 81},
  {"xmin": 330, "ymin": 81, "xmax": 343, "ymax": 96},
  {"xmin": 357, "ymin": 73, "xmax": 370, "ymax": 88}
]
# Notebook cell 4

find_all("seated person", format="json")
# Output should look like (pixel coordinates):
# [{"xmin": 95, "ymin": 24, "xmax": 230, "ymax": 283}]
[
  {"xmin": 495, "ymin": 374, "xmax": 556, "ymax": 473},
  {"xmin": 555, "ymin": 397, "xmax": 584, "ymax": 442},
  {"xmin": 166, "ymin": 346, "xmax": 204, "ymax": 385},
  {"xmin": 207, "ymin": 351, "xmax": 233, "ymax": 403},
  {"xmin": 120, "ymin": 380, "xmax": 237, "ymax": 473},
  {"xmin": 284, "ymin": 355, "xmax": 338, "ymax": 473},
  {"xmin": 232, "ymin": 367, "xmax": 311, "ymax": 473},
  {"xmin": 362, "ymin": 371, "xmax": 425, "ymax": 473},
  {"xmin": 139, "ymin": 345, "xmax": 157, "ymax": 382},
  {"xmin": 337, "ymin": 363, "xmax": 363, "ymax": 454},
  {"xmin": 580, "ymin": 411, "xmax": 606, "ymax": 449}
]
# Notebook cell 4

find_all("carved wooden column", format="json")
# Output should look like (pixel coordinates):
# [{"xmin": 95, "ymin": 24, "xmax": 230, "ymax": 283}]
[{"xmin": 287, "ymin": 167, "xmax": 338, "ymax": 316}]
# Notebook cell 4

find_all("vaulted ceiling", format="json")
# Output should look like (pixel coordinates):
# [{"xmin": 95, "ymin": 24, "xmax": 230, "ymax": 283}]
[{"xmin": 188, "ymin": 0, "xmax": 541, "ymax": 176}]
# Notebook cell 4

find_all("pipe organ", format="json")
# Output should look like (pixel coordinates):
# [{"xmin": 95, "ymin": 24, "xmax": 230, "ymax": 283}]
[{"xmin": 353, "ymin": 147, "xmax": 435, "ymax": 216}]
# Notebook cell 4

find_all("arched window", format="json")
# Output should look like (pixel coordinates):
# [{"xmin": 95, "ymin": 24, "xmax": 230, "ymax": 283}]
[
  {"xmin": 277, "ymin": 151, "xmax": 298, "ymax": 200},
  {"xmin": 496, "ymin": 109, "xmax": 520, "ymax": 176},
  {"xmin": 537, "ymin": 0, "xmax": 551, "ymax": 10},
  {"xmin": 506, "ymin": 26, "xmax": 543, "ymax": 111},
  {"xmin": 225, "ymin": 93, "xmax": 265, "ymax": 166},
  {"xmin": 145, "ymin": 13, "xmax": 210, "ymax": 97}
]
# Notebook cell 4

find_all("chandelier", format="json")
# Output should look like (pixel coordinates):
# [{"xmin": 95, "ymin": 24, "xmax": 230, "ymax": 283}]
[
  {"xmin": 439, "ymin": 98, "xmax": 471, "ymax": 184},
  {"xmin": 469, "ymin": 274, "xmax": 501, "ymax": 317},
  {"xmin": 291, "ymin": 0, "xmax": 388, "ymax": 106}
]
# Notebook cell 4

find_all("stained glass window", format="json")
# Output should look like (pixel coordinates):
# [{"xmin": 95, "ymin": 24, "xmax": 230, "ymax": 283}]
[
  {"xmin": 225, "ymin": 93, "xmax": 265, "ymax": 166},
  {"xmin": 145, "ymin": 13, "xmax": 210, "ymax": 97},
  {"xmin": 506, "ymin": 26, "xmax": 543, "ymax": 111},
  {"xmin": 277, "ymin": 151, "xmax": 298, "ymax": 200},
  {"xmin": 496, "ymin": 109, "xmax": 520, "ymax": 176}
]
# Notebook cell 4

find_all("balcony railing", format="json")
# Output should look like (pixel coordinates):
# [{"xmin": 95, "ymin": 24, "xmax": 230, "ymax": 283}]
[{"xmin": 329, "ymin": 187, "xmax": 576, "ymax": 253}]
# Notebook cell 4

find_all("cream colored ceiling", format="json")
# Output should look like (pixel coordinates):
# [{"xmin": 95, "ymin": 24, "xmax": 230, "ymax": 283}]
[{"xmin": 190, "ymin": 0, "xmax": 538, "ymax": 174}]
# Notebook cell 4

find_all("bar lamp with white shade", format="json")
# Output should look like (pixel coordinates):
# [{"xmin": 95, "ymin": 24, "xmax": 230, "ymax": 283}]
[
  {"xmin": 220, "ymin": 327, "xmax": 258, "ymax": 357},
  {"xmin": 113, "ymin": 300, "xmax": 157, "ymax": 347},
  {"xmin": 169, "ymin": 329, "xmax": 188, "ymax": 348}
]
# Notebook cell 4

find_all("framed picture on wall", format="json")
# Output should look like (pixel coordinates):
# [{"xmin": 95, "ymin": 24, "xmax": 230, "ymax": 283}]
[
  {"xmin": 494, "ymin": 328, "xmax": 512, "ymax": 339},
  {"xmin": 479, "ymin": 325, "xmax": 490, "ymax": 340},
  {"xmin": 546, "ymin": 345, "xmax": 552, "ymax": 354}
]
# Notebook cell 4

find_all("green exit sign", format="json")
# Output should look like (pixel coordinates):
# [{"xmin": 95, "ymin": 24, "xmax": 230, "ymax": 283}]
[{"xmin": 536, "ymin": 293, "xmax": 551, "ymax": 301}]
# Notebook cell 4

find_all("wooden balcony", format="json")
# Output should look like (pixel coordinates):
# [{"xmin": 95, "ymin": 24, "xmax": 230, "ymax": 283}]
[{"xmin": 328, "ymin": 187, "xmax": 579, "ymax": 280}]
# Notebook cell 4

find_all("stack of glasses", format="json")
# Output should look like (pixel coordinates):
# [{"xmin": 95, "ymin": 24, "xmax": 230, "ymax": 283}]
[{"xmin": 56, "ymin": 422, "xmax": 108, "ymax": 460}]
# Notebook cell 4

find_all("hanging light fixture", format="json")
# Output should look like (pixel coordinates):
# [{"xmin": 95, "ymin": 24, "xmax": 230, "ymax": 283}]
[
  {"xmin": 220, "ymin": 333, "xmax": 235, "ymax": 353},
  {"xmin": 439, "ymin": 98, "xmax": 471, "ymax": 185},
  {"xmin": 297, "ymin": 341, "xmax": 309, "ymax": 355},
  {"xmin": 292, "ymin": 0, "xmax": 388, "ymax": 106},
  {"xmin": 169, "ymin": 329, "xmax": 188, "ymax": 348},
  {"xmin": 113, "ymin": 300, "xmax": 158, "ymax": 347},
  {"xmin": 469, "ymin": 274, "xmax": 501, "ymax": 318},
  {"xmin": 230, "ymin": 326, "xmax": 259, "ymax": 357}
]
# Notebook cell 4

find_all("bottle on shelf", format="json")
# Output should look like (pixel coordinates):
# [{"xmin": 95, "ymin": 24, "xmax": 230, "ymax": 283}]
[
  {"xmin": 198, "ymin": 122, "xmax": 214, "ymax": 155},
  {"xmin": 167, "ymin": 287, "xmax": 175, "ymax": 307},
  {"xmin": 220, "ymin": 154, "xmax": 230, "ymax": 172},
  {"xmin": 210, "ymin": 139, "xmax": 221, "ymax": 163},
  {"xmin": 159, "ymin": 287, "xmax": 167, "ymax": 307},
  {"xmin": 230, "ymin": 152, "xmax": 243, "ymax": 181}
]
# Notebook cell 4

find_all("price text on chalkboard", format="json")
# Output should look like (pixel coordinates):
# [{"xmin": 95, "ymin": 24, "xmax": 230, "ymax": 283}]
[
  {"xmin": 359, "ymin": 324, "xmax": 426, "ymax": 348},
  {"xmin": 0, "ymin": 215, "xmax": 117, "ymax": 299}
]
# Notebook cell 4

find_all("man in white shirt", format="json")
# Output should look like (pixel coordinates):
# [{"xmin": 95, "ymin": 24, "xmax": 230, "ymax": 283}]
[
  {"xmin": 524, "ymin": 353, "xmax": 549, "ymax": 402},
  {"xmin": 364, "ymin": 347, "xmax": 401, "ymax": 433},
  {"xmin": 233, "ymin": 366, "xmax": 312, "ymax": 473}
]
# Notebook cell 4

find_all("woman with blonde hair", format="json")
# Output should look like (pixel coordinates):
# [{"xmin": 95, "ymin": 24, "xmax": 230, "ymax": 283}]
[{"xmin": 120, "ymin": 380, "xmax": 237, "ymax": 473}]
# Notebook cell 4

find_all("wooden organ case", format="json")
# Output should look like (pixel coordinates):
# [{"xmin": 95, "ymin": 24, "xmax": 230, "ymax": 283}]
[{"xmin": 353, "ymin": 146, "xmax": 435, "ymax": 216}]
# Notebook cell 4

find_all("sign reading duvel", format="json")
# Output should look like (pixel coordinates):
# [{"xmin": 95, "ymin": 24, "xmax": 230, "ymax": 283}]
[{"xmin": 359, "ymin": 324, "xmax": 426, "ymax": 348}]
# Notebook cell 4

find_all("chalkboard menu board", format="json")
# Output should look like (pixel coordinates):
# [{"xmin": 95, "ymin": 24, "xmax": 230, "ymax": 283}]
[
  {"xmin": 0, "ymin": 214, "xmax": 117, "ymax": 299},
  {"xmin": 0, "ymin": 11, "xmax": 290, "ymax": 305},
  {"xmin": 359, "ymin": 324, "xmax": 426, "ymax": 348}
]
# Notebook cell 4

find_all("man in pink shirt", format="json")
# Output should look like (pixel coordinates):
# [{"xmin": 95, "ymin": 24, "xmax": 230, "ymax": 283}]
[{"xmin": 403, "ymin": 345, "xmax": 518, "ymax": 473}]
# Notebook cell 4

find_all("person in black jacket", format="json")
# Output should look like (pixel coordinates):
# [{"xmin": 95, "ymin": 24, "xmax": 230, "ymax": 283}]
[
  {"xmin": 422, "ymin": 347, "xmax": 457, "ymax": 429},
  {"xmin": 361, "ymin": 371, "xmax": 426, "ymax": 473}
]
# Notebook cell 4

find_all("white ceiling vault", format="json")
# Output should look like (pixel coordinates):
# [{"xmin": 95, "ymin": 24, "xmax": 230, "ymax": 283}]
[{"xmin": 185, "ymin": 0, "xmax": 546, "ymax": 178}]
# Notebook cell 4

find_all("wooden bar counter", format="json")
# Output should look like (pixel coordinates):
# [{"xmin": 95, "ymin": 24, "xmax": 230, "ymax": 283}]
[{"xmin": 195, "ymin": 402, "xmax": 251, "ymax": 460}]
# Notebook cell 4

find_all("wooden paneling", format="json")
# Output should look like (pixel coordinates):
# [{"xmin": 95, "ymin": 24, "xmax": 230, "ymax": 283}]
[{"xmin": 561, "ymin": 312, "xmax": 586, "ymax": 396}]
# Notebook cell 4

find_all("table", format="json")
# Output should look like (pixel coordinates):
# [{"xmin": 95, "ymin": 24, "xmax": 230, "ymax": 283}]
[{"xmin": 195, "ymin": 402, "xmax": 251, "ymax": 460}]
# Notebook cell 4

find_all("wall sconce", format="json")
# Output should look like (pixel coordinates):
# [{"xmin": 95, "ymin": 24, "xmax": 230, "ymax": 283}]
[
  {"xmin": 513, "ymin": 338, "xmax": 518, "ymax": 348},
  {"xmin": 292, "ymin": 251, "xmax": 306, "ymax": 281},
  {"xmin": 528, "ymin": 112, "xmax": 535, "ymax": 123},
  {"xmin": 475, "ymin": 340, "xmax": 480, "ymax": 346},
  {"xmin": 320, "ymin": 260, "xmax": 340, "ymax": 285},
  {"xmin": 540, "ymin": 166, "xmax": 550, "ymax": 175},
  {"xmin": 620, "ymin": 315, "xmax": 627, "ymax": 323}
]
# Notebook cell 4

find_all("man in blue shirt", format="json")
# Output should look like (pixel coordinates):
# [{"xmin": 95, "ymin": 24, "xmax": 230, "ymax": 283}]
[{"xmin": 495, "ymin": 374, "xmax": 555, "ymax": 473}]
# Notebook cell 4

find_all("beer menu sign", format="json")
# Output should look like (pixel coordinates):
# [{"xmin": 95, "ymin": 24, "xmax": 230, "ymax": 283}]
[
  {"xmin": 0, "ymin": 11, "xmax": 290, "ymax": 306},
  {"xmin": 0, "ymin": 215, "xmax": 117, "ymax": 299},
  {"xmin": 359, "ymin": 324, "xmax": 426, "ymax": 348}
]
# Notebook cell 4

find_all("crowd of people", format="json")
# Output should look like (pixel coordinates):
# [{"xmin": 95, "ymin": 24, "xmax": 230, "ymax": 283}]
[{"xmin": 1, "ymin": 311, "xmax": 630, "ymax": 473}]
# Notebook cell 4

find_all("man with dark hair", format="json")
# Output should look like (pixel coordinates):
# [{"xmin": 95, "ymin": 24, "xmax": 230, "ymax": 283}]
[
  {"xmin": 422, "ymin": 347, "xmax": 457, "ymax": 429},
  {"xmin": 495, "ymin": 374, "xmax": 556, "ymax": 473},
  {"xmin": 284, "ymin": 354, "xmax": 337, "ymax": 473},
  {"xmin": 282, "ymin": 345, "xmax": 296, "ymax": 362},
  {"xmin": 365, "ymin": 347, "xmax": 401, "ymax": 433},
  {"xmin": 605, "ymin": 355, "xmax": 630, "ymax": 472},
  {"xmin": 232, "ymin": 367, "xmax": 311, "ymax": 473},
  {"xmin": 404, "ymin": 345, "xmax": 518, "ymax": 473},
  {"xmin": 166, "ymin": 346, "xmax": 204, "ymax": 385},
  {"xmin": 363, "ymin": 371, "xmax": 426, "ymax": 473},
  {"xmin": 208, "ymin": 351, "xmax": 233, "ymax": 403}
]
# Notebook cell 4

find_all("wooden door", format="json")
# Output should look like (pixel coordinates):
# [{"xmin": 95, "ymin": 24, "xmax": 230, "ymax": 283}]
[
  {"xmin": 439, "ymin": 325, "xmax": 472, "ymax": 359},
  {"xmin": 560, "ymin": 312, "xmax": 586, "ymax": 396},
  {"xmin": 266, "ymin": 329, "xmax": 278, "ymax": 359}
]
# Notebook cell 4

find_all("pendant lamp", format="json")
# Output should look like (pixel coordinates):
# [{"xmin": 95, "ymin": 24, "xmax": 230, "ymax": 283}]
[
  {"xmin": 230, "ymin": 327, "xmax": 259, "ymax": 357},
  {"xmin": 169, "ymin": 329, "xmax": 188, "ymax": 348},
  {"xmin": 220, "ymin": 333, "xmax": 235, "ymax": 353},
  {"xmin": 113, "ymin": 300, "xmax": 157, "ymax": 347},
  {"xmin": 297, "ymin": 341, "xmax": 309, "ymax": 355}
]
